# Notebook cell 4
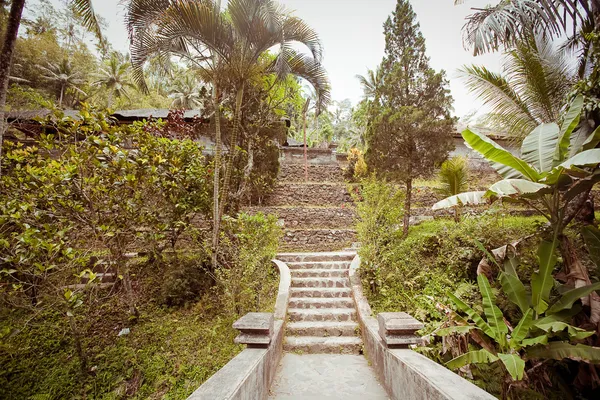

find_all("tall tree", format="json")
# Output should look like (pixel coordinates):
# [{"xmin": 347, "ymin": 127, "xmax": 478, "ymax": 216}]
[
  {"xmin": 92, "ymin": 54, "xmax": 135, "ymax": 108},
  {"xmin": 365, "ymin": 0, "xmax": 455, "ymax": 238},
  {"xmin": 39, "ymin": 58, "xmax": 86, "ymax": 107}
]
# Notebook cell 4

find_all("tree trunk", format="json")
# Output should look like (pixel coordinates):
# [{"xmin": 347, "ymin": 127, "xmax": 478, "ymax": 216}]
[
  {"xmin": 218, "ymin": 84, "xmax": 245, "ymax": 220},
  {"xmin": 59, "ymin": 85, "xmax": 64, "ymax": 107},
  {"xmin": 0, "ymin": 0, "xmax": 26, "ymax": 179},
  {"xmin": 68, "ymin": 314, "xmax": 88, "ymax": 375},
  {"xmin": 402, "ymin": 178, "xmax": 412, "ymax": 238},
  {"xmin": 211, "ymin": 83, "xmax": 222, "ymax": 272},
  {"xmin": 107, "ymin": 91, "xmax": 113, "ymax": 109}
]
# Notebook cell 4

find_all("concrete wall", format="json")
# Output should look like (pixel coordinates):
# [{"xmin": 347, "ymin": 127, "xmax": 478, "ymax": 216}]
[
  {"xmin": 187, "ymin": 260, "xmax": 291, "ymax": 400},
  {"xmin": 349, "ymin": 255, "xmax": 496, "ymax": 400}
]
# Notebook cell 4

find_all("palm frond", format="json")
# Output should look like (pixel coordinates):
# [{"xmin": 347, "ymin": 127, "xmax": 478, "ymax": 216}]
[{"xmin": 71, "ymin": 0, "xmax": 104, "ymax": 44}]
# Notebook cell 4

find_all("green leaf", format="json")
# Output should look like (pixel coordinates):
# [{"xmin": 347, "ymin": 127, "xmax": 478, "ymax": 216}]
[
  {"xmin": 547, "ymin": 282, "xmax": 600, "ymax": 315},
  {"xmin": 431, "ymin": 191, "xmax": 487, "ymax": 210},
  {"xmin": 555, "ymin": 95, "xmax": 584, "ymax": 165},
  {"xmin": 448, "ymin": 292, "xmax": 495, "ymax": 339},
  {"xmin": 582, "ymin": 125, "xmax": 600, "ymax": 151},
  {"xmin": 526, "ymin": 342, "xmax": 600, "ymax": 363},
  {"xmin": 478, "ymin": 274, "xmax": 508, "ymax": 345},
  {"xmin": 498, "ymin": 353, "xmax": 525, "ymax": 381},
  {"xmin": 521, "ymin": 123, "xmax": 560, "ymax": 173},
  {"xmin": 531, "ymin": 240, "xmax": 558, "ymax": 314},
  {"xmin": 559, "ymin": 149, "xmax": 600, "ymax": 170},
  {"xmin": 510, "ymin": 309, "xmax": 533, "ymax": 348},
  {"xmin": 437, "ymin": 325, "xmax": 478, "ymax": 336},
  {"xmin": 487, "ymin": 179, "xmax": 551, "ymax": 198},
  {"xmin": 534, "ymin": 320, "xmax": 594, "ymax": 340},
  {"xmin": 582, "ymin": 226, "xmax": 600, "ymax": 268},
  {"xmin": 446, "ymin": 349, "xmax": 499, "ymax": 370},
  {"xmin": 500, "ymin": 272, "xmax": 530, "ymax": 314},
  {"xmin": 462, "ymin": 128, "xmax": 541, "ymax": 181},
  {"xmin": 521, "ymin": 335, "xmax": 548, "ymax": 347}
]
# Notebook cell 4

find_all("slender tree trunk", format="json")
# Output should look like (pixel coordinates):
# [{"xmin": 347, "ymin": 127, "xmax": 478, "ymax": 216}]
[
  {"xmin": 303, "ymin": 108, "xmax": 308, "ymax": 182},
  {"xmin": 68, "ymin": 314, "xmax": 88, "ymax": 375},
  {"xmin": 0, "ymin": 0, "xmax": 26, "ymax": 180},
  {"xmin": 107, "ymin": 91, "xmax": 113, "ymax": 109},
  {"xmin": 211, "ymin": 83, "xmax": 222, "ymax": 272},
  {"xmin": 402, "ymin": 177, "xmax": 412, "ymax": 238},
  {"xmin": 59, "ymin": 85, "xmax": 64, "ymax": 107},
  {"xmin": 218, "ymin": 84, "xmax": 245, "ymax": 220}
]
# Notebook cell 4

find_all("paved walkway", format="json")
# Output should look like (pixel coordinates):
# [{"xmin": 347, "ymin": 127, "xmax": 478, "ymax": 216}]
[{"xmin": 269, "ymin": 353, "xmax": 388, "ymax": 399}]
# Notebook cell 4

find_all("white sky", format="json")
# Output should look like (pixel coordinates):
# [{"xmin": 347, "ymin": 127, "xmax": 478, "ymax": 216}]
[{"xmin": 46, "ymin": 0, "xmax": 503, "ymax": 118}]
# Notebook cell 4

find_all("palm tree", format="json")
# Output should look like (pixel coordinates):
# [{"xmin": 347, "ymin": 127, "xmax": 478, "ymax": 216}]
[
  {"xmin": 92, "ymin": 55, "xmax": 136, "ymax": 108},
  {"xmin": 168, "ymin": 74, "xmax": 206, "ymax": 110},
  {"xmin": 126, "ymin": 0, "xmax": 331, "ymax": 269},
  {"xmin": 0, "ymin": 0, "xmax": 102, "ymax": 177},
  {"xmin": 39, "ymin": 59, "xmax": 87, "ymax": 107},
  {"xmin": 436, "ymin": 156, "xmax": 469, "ymax": 222},
  {"xmin": 459, "ymin": 35, "xmax": 575, "ymax": 140},
  {"xmin": 356, "ymin": 65, "xmax": 384, "ymax": 100}
]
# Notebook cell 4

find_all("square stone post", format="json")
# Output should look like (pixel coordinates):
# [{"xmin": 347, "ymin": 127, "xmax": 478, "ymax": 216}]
[
  {"xmin": 232, "ymin": 312, "xmax": 274, "ymax": 348},
  {"xmin": 377, "ymin": 312, "xmax": 423, "ymax": 349}
]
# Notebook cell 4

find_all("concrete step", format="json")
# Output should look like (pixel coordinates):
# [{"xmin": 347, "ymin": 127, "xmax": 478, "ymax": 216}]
[
  {"xmin": 290, "ymin": 269, "xmax": 348, "ymax": 278},
  {"xmin": 288, "ymin": 297, "xmax": 355, "ymax": 309},
  {"xmin": 277, "ymin": 251, "xmax": 356, "ymax": 263},
  {"xmin": 278, "ymin": 164, "xmax": 344, "ymax": 183},
  {"xmin": 286, "ymin": 321, "xmax": 359, "ymax": 337},
  {"xmin": 291, "ymin": 277, "xmax": 349, "ymax": 288},
  {"xmin": 290, "ymin": 288, "xmax": 352, "ymax": 298},
  {"xmin": 286, "ymin": 261, "xmax": 350, "ymax": 270},
  {"xmin": 288, "ymin": 308, "xmax": 357, "ymax": 322},
  {"xmin": 283, "ymin": 336, "xmax": 362, "ymax": 354}
]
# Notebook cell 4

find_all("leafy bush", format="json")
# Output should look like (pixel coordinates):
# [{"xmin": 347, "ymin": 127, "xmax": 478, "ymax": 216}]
[{"xmin": 344, "ymin": 148, "xmax": 367, "ymax": 181}]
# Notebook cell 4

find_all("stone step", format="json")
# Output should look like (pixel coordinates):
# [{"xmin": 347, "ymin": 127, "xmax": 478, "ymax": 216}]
[
  {"xmin": 286, "ymin": 321, "xmax": 359, "ymax": 337},
  {"xmin": 283, "ymin": 336, "xmax": 362, "ymax": 354},
  {"xmin": 290, "ymin": 288, "xmax": 352, "ymax": 298},
  {"xmin": 244, "ymin": 206, "xmax": 355, "ymax": 229},
  {"xmin": 278, "ymin": 164, "xmax": 344, "ymax": 183},
  {"xmin": 264, "ymin": 183, "xmax": 353, "ymax": 207},
  {"xmin": 291, "ymin": 277, "xmax": 349, "ymax": 288},
  {"xmin": 288, "ymin": 308, "xmax": 357, "ymax": 322},
  {"xmin": 282, "ymin": 229, "xmax": 357, "ymax": 252},
  {"xmin": 277, "ymin": 251, "xmax": 356, "ymax": 263},
  {"xmin": 288, "ymin": 297, "xmax": 355, "ymax": 309},
  {"xmin": 285, "ymin": 261, "xmax": 350, "ymax": 270},
  {"xmin": 290, "ymin": 269, "xmax": 348, "ymax": 278}
]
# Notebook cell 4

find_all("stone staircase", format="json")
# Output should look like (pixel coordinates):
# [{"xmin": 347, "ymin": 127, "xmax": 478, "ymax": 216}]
[
  {"xmin": 277, "ymin": 251, "xmax": 362, "ymax": 354},
  {"xmin": 246, "ymin": 161, "xmax": 357, "ymax": 252}
]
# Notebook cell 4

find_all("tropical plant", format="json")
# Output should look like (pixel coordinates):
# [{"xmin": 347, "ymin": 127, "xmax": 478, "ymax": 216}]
[
  {"xmin": 460, "ymin": 35, "xmax": 575, "ymax": 139},
  {"xmin": 92, "ymin": 54, "xmax": 136, "ymax": 108},
  {"xmin": 168, "ymin": 74, "xmax": 206, "ymax": 110},
  {"xmin": 356, "ymin": 65, "xmax": 384, "ymax": 101},
  {"xmin": 439, "ymin": 242, "xmax": 600, "ymax": 398},
  {"xmin": 38, "ymin": 58, "xmax": 87, "ymax": 107},
  {"xmin": 436, "ymin": 156, "xmax": 469, "ymax": 221},
  {"xmin": 126, "ymin": 0, "xmax": 331, "ymax": 270}
]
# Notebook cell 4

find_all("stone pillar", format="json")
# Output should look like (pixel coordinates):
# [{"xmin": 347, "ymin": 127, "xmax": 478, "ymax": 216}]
[
  {"xmin": 377, "ymin": 312, "xmax": 423, "ymax": 349},
  {"xmin": 233, "ymin": 312, "xmax": 274, "ymax": 348}
]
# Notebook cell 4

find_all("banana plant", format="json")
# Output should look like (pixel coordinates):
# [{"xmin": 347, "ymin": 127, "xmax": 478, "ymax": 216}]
[
  {"xmin": 438, "ymin": 241, "xmax": 600, "ymax": 382},
  {"xmin": 432, "ymin": 95, "xmax": 600, "ymax": 239}
]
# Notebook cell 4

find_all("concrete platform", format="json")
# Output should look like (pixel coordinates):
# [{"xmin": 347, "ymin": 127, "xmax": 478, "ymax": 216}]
[{"xmin": 269, "ymin": 353, "xmax": 388, "ymax": 399}]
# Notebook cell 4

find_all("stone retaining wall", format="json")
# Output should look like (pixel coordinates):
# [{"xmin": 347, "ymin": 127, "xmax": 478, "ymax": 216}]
[
  {"xmin": 349, "ymin": 255, "xmax": 495, "ymax": 400},
  {"xmin": 280, "ymin": 147, "xmax": 338, "ymax": 165},
  {"xmin": 278, "ymin": 164, "xmax": 344, "ymax": 182},
  {"xmin": 246, "ymin": 206, "xmax": 355, "ymax": 229},
  {"xmin": 265, "ymin": 183, "xmax": 353, "ymax": 207},
  {"xmin": 281, "ymin": 229, "xmax": 356, "ymax": 252}
]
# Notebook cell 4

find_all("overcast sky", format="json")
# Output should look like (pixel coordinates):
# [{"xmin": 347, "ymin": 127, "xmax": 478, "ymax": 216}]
[{"xmin": 46, "ymin": 0, "xmax": 503, "ymax": 118}]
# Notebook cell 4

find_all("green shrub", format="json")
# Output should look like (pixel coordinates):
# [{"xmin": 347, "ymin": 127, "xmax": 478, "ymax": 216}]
[{"xmin": 159, "ymin": 255, "xmax": 212, "ymax": 307}]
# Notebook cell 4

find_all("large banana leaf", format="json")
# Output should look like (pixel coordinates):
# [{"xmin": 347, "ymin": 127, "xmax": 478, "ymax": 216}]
[
  {"xmin": 436, "ymin": 325, "xmax": 478, "ymax": 336},
  {"xmin": 488, "ymin": 179, "xmax": 551, "ymax": 198},
  {"xmin": 509, "ymin": 308, "xmax": 533, "ymax": 348},
  {"xmin": 521, "ymin": 335, "xmax": 548, "ymax": 347},
  {"xmin": 547, "ymin": 282, "xmax": 600, "ymax": 315},
  {"xmin": 521, "ymin": 123, "xmax": 559, "ymax": 173},
  {"xmin": 554, "ymin": 95, "xmax": 583, "ymax": 165},
  {"xmin": 559, "ymin": 149, "xmax": 600, "ymax": 169},
  {"xmin": 446, "ymin": 349, "xmax": 498, "ymax": 370},
  {"xmin": 498, "ymin": 353, "xmax": 525, "ymax": 380},
  {"xmin": 462, "ymin": 129, "xmax": 541, "ymax": 181},
  {"xmin": 448, "ymin": 292, "xmax": 495, "ymax": 339},
  {"xmin": 500, "ymin": 272, "xmax": 529, "ymax": 314},
  {"xmin": 531, "ymin": 240, "xmax": 557, "ymax": 314},
  {"xmin": 478, "ymin": 274, "xmax": 508, "ymax": 346},
  {"xmin": 582, "ymin": 226, "xmax": 600, "ymax": 268},
  {"xmin": 534, "ymin": 320, "xmax": 594, "ymax": 340},
  {"xmin": 431, "ymin": 191, "xmax": 487, "ymax": 210},
  {"xmin": 582, "ymin": 125, "xmax": 600, "ymax": 151},
  {"xmin": 526, "ymin": 342, "xmax": 600, "ymax": 363}
]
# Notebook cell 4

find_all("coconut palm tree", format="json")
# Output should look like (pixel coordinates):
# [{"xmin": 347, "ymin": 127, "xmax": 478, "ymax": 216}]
[
  {"xmin": 168, "ymin": 74, "xmax": 206, "ymax": 110},
  {"xmin": 126, "ymin": 0, "xmax": 331, "ymax": 269},
  {"xmin": 356, "ymin": 65, "xmax": 384, "ymax": 100},
  {"xmin": 92, "ymin": 55, "xmax": 136, "ymax": 108},
  {"xmin": 459, "ymin": 35, "xmax": 575, "ymax": 140},
  {"xmin": 39, "ymin": 58, "xmax": 87, "ymax": 107}
]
